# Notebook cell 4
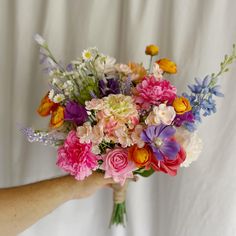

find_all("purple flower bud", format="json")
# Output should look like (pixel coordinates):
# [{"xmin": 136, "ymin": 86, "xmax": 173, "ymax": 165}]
[
  {"xmin": 173, "ymin": 111, "xmax": 195, "ymax": 127},
  {"xmin": 64, "ymin": 101, "xmax": 88, "ymax": 126}
]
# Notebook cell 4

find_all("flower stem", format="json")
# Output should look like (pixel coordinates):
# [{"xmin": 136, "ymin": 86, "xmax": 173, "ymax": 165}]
[
  {"xmin": 109, "ymin": 202, "xmax": 127, "ymax": 227},
  {"xmin": 148, "ymin": 56, "xmax": 153, "ymax": 73},
  {"xmin": 109, "ymin": 182, "xmax": 129, "ymax": 227}
]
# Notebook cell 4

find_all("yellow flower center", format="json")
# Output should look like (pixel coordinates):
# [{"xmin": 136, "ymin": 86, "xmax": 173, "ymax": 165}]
[
  {"xmin": 84, "ymin": 52, "xmax": 92, "ymax": 59},
  {"xmin": 133, "ymin": 148, "xmax": 149, "ymax": 164}
]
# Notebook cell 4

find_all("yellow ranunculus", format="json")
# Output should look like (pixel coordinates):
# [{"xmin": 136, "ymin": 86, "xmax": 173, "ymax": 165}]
[
  {"xmin": 173, "ymin": 97, "xmax": 192, "ymax": 114},
  {"xmin": 156, "ymin": 58, "xmax": 177, "ymax": 74},
  {"xmin": 37, "ymin": 93, "xmax": 56, "ymax": 117},
  {"xmin": 145, "ymin": 44, "xmax": 159, "ymax": 56},
  {"xmin": 50, "ymin": 106, "xmax": 64, "ymax": 128}
]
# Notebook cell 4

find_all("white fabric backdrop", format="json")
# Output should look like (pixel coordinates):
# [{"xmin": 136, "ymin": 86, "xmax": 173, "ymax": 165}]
[{"xmin": 1, "ymin": 0, "xmax": 236, "ymax": 235}]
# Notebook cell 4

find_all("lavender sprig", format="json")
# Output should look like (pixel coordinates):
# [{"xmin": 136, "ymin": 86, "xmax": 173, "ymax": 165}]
[{"xmin": 21, "ymin": 127, "xmax": 66, "ymax": 147}]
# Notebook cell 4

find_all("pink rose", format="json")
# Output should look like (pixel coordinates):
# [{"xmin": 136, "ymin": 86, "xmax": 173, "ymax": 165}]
[
  {"xmin": 133, "ymin": 76, "xmax": 177, "ymax": 109},
  {"xmin": 101, "ymin": 148, "xmax": 136, "ymax": 185},
  {"xmin": 57, "ymin": 130, "xmax": 99, "ymax": 180}
]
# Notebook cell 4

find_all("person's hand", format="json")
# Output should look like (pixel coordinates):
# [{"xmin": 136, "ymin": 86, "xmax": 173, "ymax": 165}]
[{"xmin": 69, "ymin": 172, "xmax": 116, "ymax": 199}]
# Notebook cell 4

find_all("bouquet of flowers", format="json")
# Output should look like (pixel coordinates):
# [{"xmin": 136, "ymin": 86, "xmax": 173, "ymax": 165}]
[{"xmin": 22, "ymin": 34, "xmax": 236, "ymax": 226}]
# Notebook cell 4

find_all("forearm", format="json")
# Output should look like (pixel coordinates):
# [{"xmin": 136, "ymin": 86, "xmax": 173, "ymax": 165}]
[{"xmin": 0, "ymin": 176, "xmax": 80, "ymax": 236}]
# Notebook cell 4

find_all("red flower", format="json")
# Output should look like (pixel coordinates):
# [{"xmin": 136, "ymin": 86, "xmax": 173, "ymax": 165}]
[{"xmin": 151, "ymin": 145, "xmax": 186, "ymax": 176}]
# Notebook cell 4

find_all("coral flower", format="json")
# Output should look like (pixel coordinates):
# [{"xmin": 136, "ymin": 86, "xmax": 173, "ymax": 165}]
[
  {"xmin": 172, "ymin": 96, "xmax": 192, "ymax": 114},
  {"xmin": 156, "ymin": 58, "xmax": 177, "ymax": 74},
  {"xmin": 37, "ymin": 93, "xmax": 57, "ymax": 116},
  {"xmin": 151, "ymin": 145, "xmax": 186, "ymax": 176},
  {"xmin": 145, "ymin": 44, "xmax": 159, "ymax": 56},
  {"xmin": 57, "ymin": 130, "xmax": 99, "ymax": 180},
  {"xmin": 128, "ymin": 145, "xmax": 153, "ymax": 168},
  {"xmin": 50, "ymin": 106, "xmax": 64, "ymax": 128}
]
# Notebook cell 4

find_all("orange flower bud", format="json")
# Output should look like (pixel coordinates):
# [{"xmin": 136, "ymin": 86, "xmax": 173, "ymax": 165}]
[
  {"xmin": 128, "ymin": 145, "xmax": 152, "ymax": 167},
  {"xmin": 156, "ymin": 58, "xmax": 177, "ymax": 74},
  {"xmin": 50, "ymin": 106, "xmax": 64, "ymax": 128},
  {"xmin": 145, "ymin": 44, "xmax": 159, "ymax": 56},
  {"xmin": 37, "ymin": 93, "xmax": 57, "ymax": 117},
  {"xmin": 173, "ymin": 97, "xmax": 192, "ymax": 114}
]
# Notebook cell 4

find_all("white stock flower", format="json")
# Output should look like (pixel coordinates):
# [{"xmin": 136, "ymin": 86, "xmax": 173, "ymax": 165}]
[
  {"xmin": 175, "ymin": 127, "xmax": 203, "ymax": 167},
  {"xmin": 95, "ymin": 54, "xmax": 116, "ymax": 74},
  {"xmin": 62, "ymin": 80, "xmax": 74, "ymax": 95},
  {"xmin": 115, "ymin": 64, "xmax": 132, "ymax": 74},
  {"xmin": 145, "ymin": 104, "xmax": 176, "ymax": 125},
  {"xmin": 53, "ymin": 94, "xmax": 65, "ymax": 103}
]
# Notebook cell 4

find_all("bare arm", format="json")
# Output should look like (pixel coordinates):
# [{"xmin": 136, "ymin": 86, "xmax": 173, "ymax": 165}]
[{"xmin": 0, "ymin": 173, "xmax": 114, "ymax": 236}]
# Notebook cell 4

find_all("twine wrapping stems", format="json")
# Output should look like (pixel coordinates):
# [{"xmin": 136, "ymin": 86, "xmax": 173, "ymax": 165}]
[{"xmin": 112, "ymin": 181, "xmax": 129, "ymax": 204}]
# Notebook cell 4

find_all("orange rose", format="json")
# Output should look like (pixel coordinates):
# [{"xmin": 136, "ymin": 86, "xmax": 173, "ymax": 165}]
[
  {"xmin": 50, "ymin": 106, "xmax": 64, "ymax": 128},
  {"xmin": 37, "ymin": 93, "xmax": 57, "ymax": 117},
  {"xmin": 128, "ymin": 62, "xmax": 147, "ymax": 83},
  {"xmin": 173, "ymin": 97, "xmax": 192, "ymax": 114},
  {"xmin": 128, "ymin": 145, "xmax": 153, "ymax": 167},
  {"xmin": 156, "ymin": 58, "xmax": 177, "ymax": 74},
  {"xmin": 145, "ymin": 44, "xmax": 159, "ymax": 56}
]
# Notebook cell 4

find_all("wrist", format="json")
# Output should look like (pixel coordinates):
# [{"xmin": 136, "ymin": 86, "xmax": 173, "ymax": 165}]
[{"xmin": 59, "ymin": 175, "xmax": 84, "ymax": 200}]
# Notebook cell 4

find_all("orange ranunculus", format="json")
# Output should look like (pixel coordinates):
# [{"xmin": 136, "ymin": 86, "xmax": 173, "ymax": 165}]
[
  {"xmin": 128, "ymin": 62, "xmax": 147, "ymax": 83},
  {"xmin": 145, "ymin": 44, "xmax": 159, "ymax": 56},
  {"xmin": 156, "ymin": 58, "xmax": 177, "ymax": 74},
  {"xmin": 173, "ymin": 96, "xmax": 192, "ymax": 114},
  {"xmin": 37, "ymin": 93, "xmax": 57, "ymax": 117},
  {"xmin": 50, "ymin": 106, "xmax": 64, "ymax": 128},
  {"xmin": 128, "ymin": 144, "xmax": 153, "ymax": 167}
]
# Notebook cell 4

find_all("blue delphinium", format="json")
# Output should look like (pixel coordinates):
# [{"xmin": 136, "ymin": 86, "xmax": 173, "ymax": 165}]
[
  {"xmin": 183, "ymin": 75, "xmax": 224, "ymax": 132},
  {"xmin": 182, "ymin": 44, "xmax": 236, "ymax": 132}
]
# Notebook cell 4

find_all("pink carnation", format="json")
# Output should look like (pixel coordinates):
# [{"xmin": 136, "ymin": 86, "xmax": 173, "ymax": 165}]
[
  {"xmin": 101, "ymin": 148, "xmax": 136, "ymax": 185},
  {"xmin": 57, "ymin": 130, "xmax": 99, "ymax": 180},
  {"xmin": 134, "ymin": 76, "xmax": 177, "ymax": 109}
]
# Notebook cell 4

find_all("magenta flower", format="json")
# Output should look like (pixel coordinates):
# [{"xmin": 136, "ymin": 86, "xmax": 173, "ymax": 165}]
[
  {"xmin": 141, "ymin": 124, "xmax": 180, "ymax": 161},
  {"xmin": 134, "ymin": 76, "xmax": 177, "ymax": 109},
  {"xmin": 101, "ymin": 148, "xmax": 136, "ymax": 185},
  {"xmin": 57, "ymin": 130, "xmax": 99, "ymax": 180},
  {"xmin": 64, "ymin": 101, "xmax": 88, "ymax": 126}
]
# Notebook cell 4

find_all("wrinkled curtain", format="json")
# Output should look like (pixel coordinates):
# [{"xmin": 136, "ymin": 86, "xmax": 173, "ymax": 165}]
[{"xmin": 0, "ymin": 0, "xmax": 236, "ymax": 235}]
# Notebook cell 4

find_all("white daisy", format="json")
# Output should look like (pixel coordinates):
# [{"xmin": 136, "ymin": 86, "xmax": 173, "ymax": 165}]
[
  {"xmin": 82, "ymin": 47, "xmax": 98, "ymax": 61},
  {"xmin": 53, "ymin": 94, "xmax": 65, "ymax": 103}
]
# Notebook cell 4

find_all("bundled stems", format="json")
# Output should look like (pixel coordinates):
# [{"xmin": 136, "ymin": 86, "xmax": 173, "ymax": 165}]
[{"xmin": 109, "ymin": 181, "xmax": 129, "ymax": 227}]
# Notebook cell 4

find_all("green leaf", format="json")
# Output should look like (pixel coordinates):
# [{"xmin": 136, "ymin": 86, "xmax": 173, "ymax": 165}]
[{"xmin": 135, "ymin": 167, "xmax": 155, "ymax": 177}]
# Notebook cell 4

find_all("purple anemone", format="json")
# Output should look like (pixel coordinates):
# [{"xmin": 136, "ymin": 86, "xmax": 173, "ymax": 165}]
[
  {"xmin": 173, "ymin": 111, "xmax": 195, "ymax": 127},
  {"xmin": 141, "ymin": 124, "xmax": 180, "ymax": 161},
  {"xmin": 98, "ymin": 78, "xmax": 120, "ymax": 97},
  {"xmin": 64, "ymin": 101, "xmax": 88, "ymax": 126}
]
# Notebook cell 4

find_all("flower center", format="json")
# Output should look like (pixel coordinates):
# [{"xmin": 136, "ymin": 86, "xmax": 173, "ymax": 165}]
[{"xmin": 153, "ymin": 137, "xmax": 163, "ymax": 148}]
